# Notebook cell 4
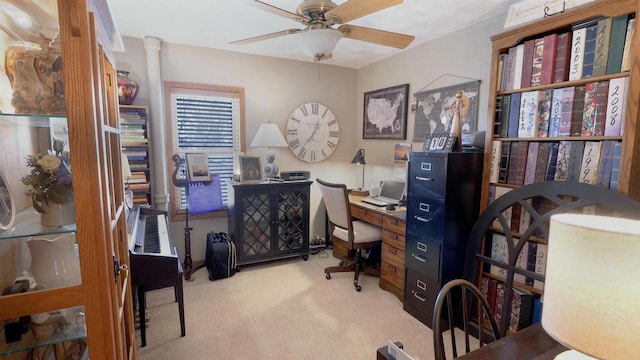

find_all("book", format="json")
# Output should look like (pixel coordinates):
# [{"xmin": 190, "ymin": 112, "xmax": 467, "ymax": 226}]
[
  {"xmin": 537, "ymin": 89, "xmax": 552, "ymax": 137},
  {"xmin": 540, "ymin": 33, "xmax": 558, "ymax": 85},
  {"xmin": 534, "ymin": 142, "xmax": 551, "ymax": 183},
  {"xmin": 518, "ymin": 91, "xmax": 540, "ymax": 138},
  {"xmin": 544, "ymin": 142, "xmax": 560, "ymax": 181},
  {"xmin": 505, "ymin": 46, "xmax": 518, "ymax": 90},
  {"xmin": 507, "ymin": 141, "xmax": 529, "ymax": 186},
  {"xmin": 511, "ymin": 202, "xmax": 523, "ymax": 234},
  {"xmin": 581, "ymin": 82, "xmax": 598, "ymax": 136},
  {"xmin": 497, "ymin": 54, "xmax": 506, "ymax": 91},
  {"xmin": 569, "ymin": 26, "xmax": 587, "ymax": 81},
  {"xmin": 513, "ymin": 43, "xmax": 525, "ymax": 90},
  {"xmin": 487, "ymin": 279, "xmax": 498, "ymax": 319},
  {"xmin": 530, "ymin": 38, "xmax": 544, "ymax": 87},
  {"xmin": 593, "ymin": 81, "xmax": 609, "ymax": 136},
  {"xmin": 533, "ymin": 243, "xmax": 548, "ymax": 290},
  {"xmin": 498, "ymin": 141, "xmax": 512, "ymax": 184},
  {"xmin": 593, "ymin": 17, "xmax": 613, "ymax": 76},
  {"xmin": 493, "ymin": 187, "xmax": 513, "ymax": 229},
  {"xmin": 621, "ymin": 18, "xmax": 636, "ymax": 72},
  {"xmin": 526, "ymin": 241, "xmax": 537, "ymax": 286},
  {"xmin": 494, "ymin": 95, "xmax": 504, "ymax": 137},
  {"xmin": 559, "ymin": 87, "xmax": 575, "ymax": 136},
  {"xmin": 490, "ymin": 140, "xmax": 502, "ymax": 183},
  {"xmin": 514, "ymin": 243, "xmax": 529, "ymax": 284},
  {"xmin": 508, "ymin": 93, "xmax": 522, "ymax": 138},
  {"xmin": 568, "ymin": 141, "xmax": 586, "ymax": 182},
  {"xmin": 509, "ymin": 288, "xmax": 535, "ymax": 332},
  {"xmin": 523, "ymin": 142, "xmax": 539, "ymax": 185},
  {"xmin": 494, "ymin": 282, "xmax": 505, "ymax": 325},
  {"xmin": 610, "ymin": 141, "xmax": 623, "ymax": 190},
  {"xmin": 604, "ymin": 77, "xmax": 628, "ymax": 136},
  {"xmin": 554, "ymin": 140, "xmax": 572, "ymax": 181},
  {"xmin": 531, "ymin": 297, "xmax": 543, "ymax": 325},
  {"xmin": 596, "ymin": 140, "xmax": 616, "ymax": 188},
  {"xmin": 581, "ymin": 23, "xmax": 598, "ymax": 78},
  {"xmin": 606, "ymin": 14, "xmax": 629, "ymax": 74},
  {"xmin": 501, "ymin": 94, "xmax": 512, "ymax": 138},
  {"xmin": 570, "ymin": 85, "xmax": 587, "ymax": 136},
  {"xmin": 490, "ymin": 233, "xmax": 509, "ymax": 278},
  {"xmin": 579, "ymin": 141, "xmax": 602, "ymax": 184},
  {"xmin": 521, "ymin": 39, "xmax": 535, "ymax": 88},
  {"xmin": 553, "ymin": 32, "xmax": 572, "ymax": 83},
  {"xmin": 548, "ymin": 88, "xmax": 563, "ymax": 137}
]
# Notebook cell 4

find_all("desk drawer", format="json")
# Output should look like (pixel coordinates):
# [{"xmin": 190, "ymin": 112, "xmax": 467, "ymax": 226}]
[
  {"xmin": 405, "ymin": 236, "xmax": 440, "ymax": 280},
  {"xmin": 383, "ymin": 216, "xmax": 405, "ymax": 235},
  {"xmin": 351, "ymin": 205, "xmax": 383, "ymax": 226},
  {"xmin": 381, "ymin": 244, "xmax": 405, "ymax": 289},
  {"xmin": 404, "ymin": 268, "xmax": 439, "ymax": 317},
  {"xmin": 382, "ymin": 229, "xmax": 405, "ymax": 250}
]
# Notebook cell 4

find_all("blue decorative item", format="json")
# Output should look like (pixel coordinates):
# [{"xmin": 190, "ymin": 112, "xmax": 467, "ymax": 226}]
[{"xmin": 188, "ymin": 174, "xmax": 223, "ymax": 215}]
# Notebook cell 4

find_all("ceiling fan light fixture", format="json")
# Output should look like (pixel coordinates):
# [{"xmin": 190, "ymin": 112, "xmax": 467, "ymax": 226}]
[{"xmin": 298, "ymin": 28, "xmax": 342, "ymax": 60}]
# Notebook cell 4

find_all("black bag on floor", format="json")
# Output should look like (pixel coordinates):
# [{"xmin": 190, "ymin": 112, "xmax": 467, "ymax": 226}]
[{"xmin": 205, "ymin": 232, "xmax": 237, "ymax": 281}]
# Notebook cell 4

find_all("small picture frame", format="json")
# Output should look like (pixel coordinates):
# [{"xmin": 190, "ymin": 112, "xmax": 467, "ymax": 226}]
[
  {"xmin": 239, "ymin": 156, "xmax": 262, "ymax": 182},
  {"xmin": 0, "ymin": 171, "xmax": 16, "ymax": 231},
  {"xmin": 185, "ymin": 153, "xmax": 211, "ymax": 182}
]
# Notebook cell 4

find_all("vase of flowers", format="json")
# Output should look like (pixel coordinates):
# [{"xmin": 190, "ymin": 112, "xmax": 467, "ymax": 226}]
[{"xmin": 21, "ymin": 139, "xmax": 75, "ymax": 227}]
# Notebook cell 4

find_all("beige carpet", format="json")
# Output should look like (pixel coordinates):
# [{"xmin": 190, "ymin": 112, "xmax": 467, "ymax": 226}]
[{"xmin": 134, "ymin": 251, "xmax": 436, "ymax": 360}]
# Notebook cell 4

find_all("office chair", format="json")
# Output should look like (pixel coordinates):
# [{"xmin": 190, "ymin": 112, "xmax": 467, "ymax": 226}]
[
  {"xmin": 316, "ymin": 178, "xmax": 382, "ymax": 292},
  {"xmin": 432, "ymin": 279, "xmax": 501, "ymax": 360}
]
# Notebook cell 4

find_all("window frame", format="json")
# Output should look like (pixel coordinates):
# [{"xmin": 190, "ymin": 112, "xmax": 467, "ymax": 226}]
[{"xmin": 164, "ymin": 81, "xmax": 245, "ymax": 221}]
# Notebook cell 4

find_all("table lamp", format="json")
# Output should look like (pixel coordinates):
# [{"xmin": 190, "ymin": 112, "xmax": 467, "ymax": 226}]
[
  {"xmin": 542, "ymin": 214, "xmax": 640, "ymax": 360},
  {"xmin": 351, "ymin": 148, "xmax": 366, "ymax": 190},
  {"xmin": 250, "ymin": 122, "xmax": 287, "ymax": 179}
]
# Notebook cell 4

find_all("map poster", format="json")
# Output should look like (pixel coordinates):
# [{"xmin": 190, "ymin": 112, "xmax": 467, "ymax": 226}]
[
  {"xmin": 363, "ymin": 84, "xmax": 409, "ymax": 140},
  {"xmin": 412, "ymin": 80, "xmax": 480, "ymax": 142}
]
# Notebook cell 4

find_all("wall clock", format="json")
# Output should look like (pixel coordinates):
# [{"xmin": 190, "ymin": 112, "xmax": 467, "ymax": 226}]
[{"xmin": 286, "ymin": 102, "xmax": 339, "ymax": 163}]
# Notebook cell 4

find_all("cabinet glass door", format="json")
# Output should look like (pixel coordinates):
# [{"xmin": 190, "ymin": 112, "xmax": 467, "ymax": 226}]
[
  {"xmin": 241, "ymin": 192, "xmax": 273, "ymax": 257},
  {"xmin": 276, "ymin": 190, "xmax": 306, "ymax": 253}
]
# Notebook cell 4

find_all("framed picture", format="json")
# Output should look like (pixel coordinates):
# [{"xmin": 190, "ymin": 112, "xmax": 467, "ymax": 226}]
[
  {"xmin": 239, "ymin": 156, "xmax": 262, "ymax": 182},
  {"xmin": 0, "ymin": 171, "xmax": 16, "ymax": 231},
  {"xmin": 363, "ymin": 84, "xmax": 409, "ymax": 139},
  {"xmin": 412, "ymin": 80, "xmax": 480, "ymax": 142},
  {"xmin": 185, "ymin": 153, "xmax": 211, "ymax": 182}
]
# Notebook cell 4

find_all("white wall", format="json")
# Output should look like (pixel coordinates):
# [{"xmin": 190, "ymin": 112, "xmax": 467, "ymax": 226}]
[{"xmin": 113, "ymin": 13, "xmax": 505, "ymax": 263}]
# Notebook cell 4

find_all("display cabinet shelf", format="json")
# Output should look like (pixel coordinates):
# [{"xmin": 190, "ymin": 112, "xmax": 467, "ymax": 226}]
[{"xmin": 0, "ymin": 207, "xmax": 76, "ymax": 241}]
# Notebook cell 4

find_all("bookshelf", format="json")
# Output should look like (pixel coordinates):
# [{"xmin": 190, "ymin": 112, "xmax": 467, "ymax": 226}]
[
  {"xmin": 120, "ymin": 105, "xmax": 152, "ymax": 207},
  {"xmin": 475, "ymin": 0, "xmax": 640, "ymax": 336}
]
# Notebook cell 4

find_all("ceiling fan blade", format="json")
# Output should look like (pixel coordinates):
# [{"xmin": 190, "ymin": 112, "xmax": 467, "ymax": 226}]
[
  {"xmin": 250, "ymin": 0, "xmax": 308, "ymax": 24},
  {"xmin": 229, "ymin": 29, "xmax": 303, "ymax": 45},
  {"xmin": 325, "ymin": 0, "xmax": 403, "ymax": 24},
  {"xmin": 339, "ymin": 24, "xmax": 414, "ymax": 49}
]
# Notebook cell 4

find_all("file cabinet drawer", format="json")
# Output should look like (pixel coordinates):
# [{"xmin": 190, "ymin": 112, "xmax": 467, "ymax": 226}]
[
  {"xmin": 406, "ymin": 196, "xmax": 444, "ymax": 240},
  {"xmin": 404, "ymin": 268, "xmax": 439, "ymax": 316},
  {"xmin": 382, "ymin": 229, "xmax": 405, "ymax": 250},
  {"xmin": 350, "ymin": 205, "xmax": 383, "ymax": 226},
  {"xmin": 408, "ymin": 154, "xmax": 446, "ymax": 199},
  {"xmin": 405, "ymin": 236, "xmax": 440, "ymax": 279}
]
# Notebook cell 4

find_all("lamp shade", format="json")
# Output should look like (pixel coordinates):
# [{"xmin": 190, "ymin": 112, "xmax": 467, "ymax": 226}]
[
  {"xmin": 351, "ymin": 148, "xmax": 366, "ymax": 165},
  {"xmin": 299, "ymin": 28, "xmax": 342, "ymax": 59},
  {"xmin": 250, "ymin": 123, "xmax": 287, "ymax": 148},
  {"xmin": 542, "ymin": 214, "xmax": 640, "ymax": 360}
]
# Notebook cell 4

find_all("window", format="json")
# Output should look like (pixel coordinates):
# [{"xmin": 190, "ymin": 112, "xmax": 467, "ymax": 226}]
[{"xmin": 164, "ymin": 82, "xmax": 245, "ymax": 219}]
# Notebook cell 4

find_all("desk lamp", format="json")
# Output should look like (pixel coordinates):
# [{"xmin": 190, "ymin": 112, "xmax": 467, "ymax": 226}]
[
  {"xmin": 542, "ymin": 214, "xmax": 640, "ymax": 360},
  {"xmin": 351, "ymin": 148, "xmax": 366, "ymax": 190},
  {"xmin": 250, "ymin": 122, "xmax": 287, "ymax": 179}
]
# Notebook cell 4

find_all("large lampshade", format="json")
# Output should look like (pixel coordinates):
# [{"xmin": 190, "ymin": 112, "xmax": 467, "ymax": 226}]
[
  {"xmin": 542, "ymin": 214, "xmax": 640, "ymax": 360},
  {"xmin": 299, "ymin": 28, "xmax": 342, "ymax": 60},
  {"xmin": 250, "ymin": 122, "xmax": 287, "ymax": 179}
]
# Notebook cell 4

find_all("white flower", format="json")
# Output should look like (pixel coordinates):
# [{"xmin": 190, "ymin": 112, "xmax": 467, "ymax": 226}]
[{"xmin": 38, "ymin": 154, "xmax": 62, "ymax": 174}]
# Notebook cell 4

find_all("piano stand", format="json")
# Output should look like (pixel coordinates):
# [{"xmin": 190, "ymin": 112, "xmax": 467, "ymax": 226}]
[{"xmin": 137, "ymin": 270, "xmax": 185, "ymax": 347}]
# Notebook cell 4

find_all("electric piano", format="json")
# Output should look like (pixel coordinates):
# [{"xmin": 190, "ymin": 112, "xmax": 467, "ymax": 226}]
[{"xmin": 128, "ymin": 207, "xmax": 185, "ymax": 347}]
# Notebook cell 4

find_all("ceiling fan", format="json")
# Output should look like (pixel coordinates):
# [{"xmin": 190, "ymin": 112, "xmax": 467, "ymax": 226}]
[{"xmin": 230, "ymin": 0, "xmax": 415, "ymax": 61}]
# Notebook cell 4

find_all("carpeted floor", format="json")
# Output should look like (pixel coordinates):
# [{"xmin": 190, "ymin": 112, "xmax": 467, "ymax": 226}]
[{"xmin": 135, "ymin": 250, "xmax": 436, "ymax": 359}]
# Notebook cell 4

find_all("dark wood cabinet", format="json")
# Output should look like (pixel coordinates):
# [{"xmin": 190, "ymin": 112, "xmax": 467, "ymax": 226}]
[
  {"xmin": 227, "ymin": 181, "xmax": 312, "ymax": 266},
  {"xmin": 403, "ymin": 152, "xmax": 483, "ymax": 327}
]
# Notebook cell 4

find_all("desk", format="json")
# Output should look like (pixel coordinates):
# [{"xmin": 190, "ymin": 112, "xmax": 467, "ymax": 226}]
[
  {"xmin": 333, "ymin": 195, "xmax": 406, "ymax": 301},
  {"xmin": 455, "ymin": 323, "xmax": 567, "ymax": 360}
]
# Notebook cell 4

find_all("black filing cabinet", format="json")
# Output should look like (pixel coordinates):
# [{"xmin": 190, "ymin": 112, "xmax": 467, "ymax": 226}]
[{"xmin": 403, "ymin": 152, "xmax": 483, "ymax": 327}]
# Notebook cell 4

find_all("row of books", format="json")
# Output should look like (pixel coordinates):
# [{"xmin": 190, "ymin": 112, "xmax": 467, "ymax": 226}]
[
  {"xmin": 489, "ymin": 233, "xmax": 547, "ymax": 289},
  {"xmin": 490, "ymin": 140, "xmax": 622, "ymax": 190},
  {"xmin": 494, "ymin": 77, "xmax": 628, "ymax": 139},
  {"xmin": 498, "ymin": 13, "xmax": 636, "ymax": 91},
  {"xmin": 480, "ymin": 276, "xmax": 542, "ymax": 333}
]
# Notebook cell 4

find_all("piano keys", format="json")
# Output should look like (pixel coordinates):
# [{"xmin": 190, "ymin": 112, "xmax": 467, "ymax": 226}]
[{"xmin": 129, "ymin": 207, "xmax": 185, "ymax": 347}]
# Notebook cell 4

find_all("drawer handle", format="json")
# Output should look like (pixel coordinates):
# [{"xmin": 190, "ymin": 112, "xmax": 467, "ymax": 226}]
[
  {"xmin": 412, "ymin": 291, "xmax": 427, "ymax": 302},
  {"xmin": 415, "ymin": 176, "xmax": 435, "ymax": 182},
  {"xmin": 412, "ymin": 254, "xmax": 428, "ymax": 263},
  {"xmin": 417, "ymin": 279, "xmax": 426, "ymax": 291},
  {"xmin": 414, "ymin": 216, "xmax": 432, "ymax": 223}
]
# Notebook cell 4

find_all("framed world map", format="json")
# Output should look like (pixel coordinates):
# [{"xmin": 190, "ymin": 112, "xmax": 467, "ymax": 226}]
[
  {"xmin": 363, "ymin": 84, "xmax": 409, "ymax": 139},
  {"xmin": 412, "ymin": 80, "xmax": 480, "ymax": 142}
]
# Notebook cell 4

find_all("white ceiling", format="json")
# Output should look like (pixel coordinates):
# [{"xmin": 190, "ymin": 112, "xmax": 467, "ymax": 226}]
[{"xmin": 106, "ymin": 0, "xmax": 514, "ymax": 69}]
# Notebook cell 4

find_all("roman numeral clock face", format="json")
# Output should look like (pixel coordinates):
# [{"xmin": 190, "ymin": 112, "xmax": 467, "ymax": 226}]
[{"xmin": 286, "ymin": 102, "xmax": 339, "ymax": 163}]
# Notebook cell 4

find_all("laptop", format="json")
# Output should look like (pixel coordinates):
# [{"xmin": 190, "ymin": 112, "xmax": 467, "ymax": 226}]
[{"xmin": 361, "ymin": 179, "xmax": 405, "ymax": 207}]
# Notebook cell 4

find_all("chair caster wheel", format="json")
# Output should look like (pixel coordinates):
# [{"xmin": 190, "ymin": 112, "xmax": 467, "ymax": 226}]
[
  {"xmin": 355, "ymin": 285, "xmax": 362, "ymax": 292},
  {"xmin": 326, "ymin": 273, "xmax": 331, "ymax": 280}
]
